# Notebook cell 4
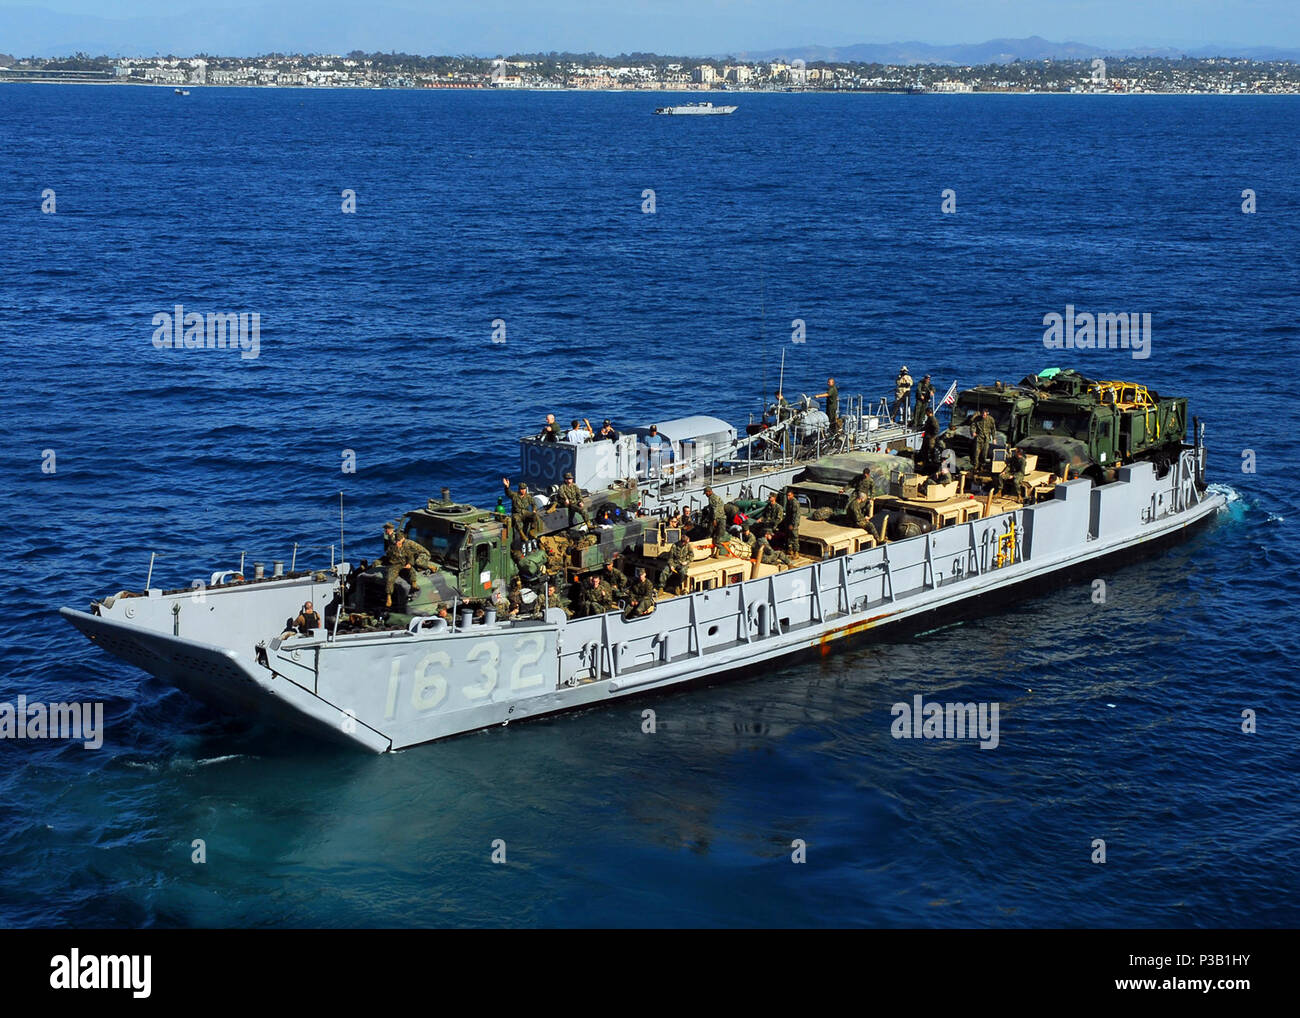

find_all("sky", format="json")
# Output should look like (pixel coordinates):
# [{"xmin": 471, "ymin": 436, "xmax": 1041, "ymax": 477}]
[{"xmin": 2, "ymin": 0, "xmax": 1298, "ymax": 57}]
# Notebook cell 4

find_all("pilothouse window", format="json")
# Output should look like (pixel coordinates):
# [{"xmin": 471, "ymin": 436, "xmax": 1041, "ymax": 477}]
[{"xmin": 410, "ymin": 526, "xmax": 464, "ymax": 565}]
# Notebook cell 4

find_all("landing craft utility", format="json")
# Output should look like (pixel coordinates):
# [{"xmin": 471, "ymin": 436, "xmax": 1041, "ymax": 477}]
[{"xmin": 62, "ymin": 367, "xmax": 1224, "ymax": 752}]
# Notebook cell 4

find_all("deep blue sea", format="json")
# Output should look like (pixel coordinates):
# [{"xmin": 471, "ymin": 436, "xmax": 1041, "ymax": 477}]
[{"xmin": 1, "ymin": 85, "xmax": 1297, "ymax": 928}]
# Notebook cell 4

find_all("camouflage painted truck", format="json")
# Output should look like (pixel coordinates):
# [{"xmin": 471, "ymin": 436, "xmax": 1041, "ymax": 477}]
[
  {"xmin": 62, "ymin": 367, "xmax": 1222, "ymax": 752},
  {"xmin": 940, "ymin": 368, "xmax": 1188, "ymax": 483}
]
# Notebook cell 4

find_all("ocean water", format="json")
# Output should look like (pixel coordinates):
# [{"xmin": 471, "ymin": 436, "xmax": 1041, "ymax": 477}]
[{"xmin": 1, "ymin": 85, "xmax": 1297, "ymax": 928}]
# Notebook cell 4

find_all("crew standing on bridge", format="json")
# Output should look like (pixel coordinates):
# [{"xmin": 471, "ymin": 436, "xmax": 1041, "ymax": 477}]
[
  {"xmin": 644, "ymin": 424, "xmax": 666, "ymax": 476},
  {"xmin": 567, "ymin": 418, "xmax": 593, "ymax": 444},
  {"xmin": 912, "ymin": 374, "xmax": 934, "ymax": 428},
  {"xmin": 894, "ymin": 366, "xmax": 913, "ymax": 424},
  {"xmin": 816, "ymin": 377, "xmax": 840, "ymax": 433}
]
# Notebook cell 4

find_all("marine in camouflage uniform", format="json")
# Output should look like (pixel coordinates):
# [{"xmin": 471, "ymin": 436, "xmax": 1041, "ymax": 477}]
[
  {"xmin": 759, "ymin": 494, "xmax": 783, "ymax": 530},
  {"xmin": 555, "ymin": 471, "xmax": 593, "ymax": 530},
  {"xmin": 383, "ymin": 531, "xmax": 422, "ymax": 606},
  {"xmin": 912, "ymin": 375, "xmax": 934, "ymax": 428},
  {"xmin": 999, "ymin": 447, "xmax": 1028, "ymax": 499},
  {"xmin": 623, "ymin": 568, "xmax": 656, "ymax": 620},
  {"xmin": 853, "ymin": 468, "xmax": 875, "ymax": 498},
  {"xmin": 972, "ymin": 410, "xmax": 996, "ymax": 472},
  {"xmin": 601, "ymin": 557, "xmax": 628, "ymax": 600},
  {"xmin": 919, "ymin": 411, "xmax": 940, "ymax": 471},
  {"xmin": 503, "ymin": 478, "xmax": 542, "ymax": 540},
  {"xmin": 679, "ymin": 506, "xmax": 700, "ymax": 539},
  {"xmin": 665, "ymin": 534, "xmax": 695, "ymax": 593},
  {"xmin": 751, "ymin": 526, "xmax": 792, "ymax": 566},
  {"xmin": 847, "ymin": 493, "xmax": 883, "ymax": 542},
  {"xmin": 704, "ymin": 486, "xmax": 726, "ymax": 547},
  {"xmin": 505, "ymin": 579, "xmax": 526, "ymax": 619},
  {"xmin": 782, "ymin": 490, "xmax": 802, "ymax": 551},
  {"xmin": 577, "ymin": 575, "xmax": 616, "ymax": 617},
  {"xmin": 544, "ymin": 583, "xmax": 571, "ymax": 618}
]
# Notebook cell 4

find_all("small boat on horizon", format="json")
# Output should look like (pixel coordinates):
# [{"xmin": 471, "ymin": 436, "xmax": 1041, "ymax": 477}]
[{"xmin": 654, "ymin": 101, "xmax": 737, "ymax": 115}]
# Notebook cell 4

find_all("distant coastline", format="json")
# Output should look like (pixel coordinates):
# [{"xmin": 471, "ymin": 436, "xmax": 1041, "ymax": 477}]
[
  {"xmin": 3, "ymin": 80, "xmax": 1297, "ymax": 96},
  {"xmin": 3, "ymin": 52, "xmax": 1298, "ymax": 95}
]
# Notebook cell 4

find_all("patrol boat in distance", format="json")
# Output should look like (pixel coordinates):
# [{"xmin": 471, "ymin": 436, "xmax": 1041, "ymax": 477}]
[
  {"xmin": 61, "ymin": 367, "xmax": 1224, "ymax": 753},
  {"xmin": 654, "ymin": 101, "xmax": 738, "ymax": 115}
]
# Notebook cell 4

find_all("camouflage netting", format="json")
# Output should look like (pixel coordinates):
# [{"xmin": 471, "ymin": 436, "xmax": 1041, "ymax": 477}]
[{"xmin": 801, "ymin": 451, "xmax": 915, "ymax": 488}]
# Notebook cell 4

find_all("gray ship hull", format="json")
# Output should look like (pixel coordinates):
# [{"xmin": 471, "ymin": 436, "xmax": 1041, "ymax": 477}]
[{"xmin": 62, "ymin": 452, "xmax": 1223, "ymax": 752}]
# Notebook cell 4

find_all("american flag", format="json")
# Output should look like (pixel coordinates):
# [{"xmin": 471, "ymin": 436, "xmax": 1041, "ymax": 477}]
[{"xmin": 939, "ymin": 380, "xmax": 958, "ymax": 407}]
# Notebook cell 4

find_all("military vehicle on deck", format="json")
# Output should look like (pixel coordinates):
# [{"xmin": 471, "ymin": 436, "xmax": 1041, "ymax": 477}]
[
  {"xmin": 345, "ymin": 385, "xmax": 924, "ymax": 622},
  {"xmin": 940, "ymin": 368, "xmax": 1188, "ymax": 482}
]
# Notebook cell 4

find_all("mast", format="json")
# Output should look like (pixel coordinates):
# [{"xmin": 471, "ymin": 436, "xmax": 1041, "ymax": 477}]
[{"xmin": 759, "ymin": 271, "xmax": 767, "ymax": 412}]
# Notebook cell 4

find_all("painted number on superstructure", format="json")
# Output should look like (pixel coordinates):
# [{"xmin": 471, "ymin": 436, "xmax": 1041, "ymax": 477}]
[{"xmin": 523, "ymin": 444, "xmax": 572, "ymax": 481}]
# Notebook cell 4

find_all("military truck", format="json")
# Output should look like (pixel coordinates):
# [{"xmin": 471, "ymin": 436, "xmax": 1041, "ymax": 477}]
[
  {"xmin": 783, "ymin": 450, "xmax": 941, "ymax": 545},
  {"xmin": 346, "ymin": 487, "xmax": 649, "ymax": 619},
  {"xmin": 1018, "ymin": 369, "xmax": 1187, "ymax": 481},
  {"xmin": 940, "ymin": 368, "xmax": 1187, "ymax": 482}
]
